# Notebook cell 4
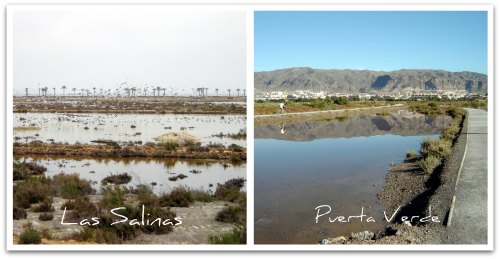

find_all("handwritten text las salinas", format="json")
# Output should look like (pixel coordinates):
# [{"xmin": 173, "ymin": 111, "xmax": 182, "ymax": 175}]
[{"xmin": 61, "ymin": 205, "xmax": 183, "ymax": 227}]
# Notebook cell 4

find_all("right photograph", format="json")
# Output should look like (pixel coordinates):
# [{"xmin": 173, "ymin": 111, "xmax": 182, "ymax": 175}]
[{"xmin": 254, "ymin": 11, "xmax": 489, "ymax": 245}]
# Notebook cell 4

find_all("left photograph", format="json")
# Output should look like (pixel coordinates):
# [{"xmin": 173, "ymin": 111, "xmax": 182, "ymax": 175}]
[{"xmin": 9, "ymin": 6, "xmax": 247, "ymax": 245}]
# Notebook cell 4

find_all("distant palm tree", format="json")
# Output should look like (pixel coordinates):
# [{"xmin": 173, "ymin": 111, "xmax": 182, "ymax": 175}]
[
  {"xmin": 227, "ymin": 89, "xmax": 231, "ymax": 96},
  {"xmin": 61, "ymin": 85, "xmax": 67, "ymax": 96},
  {"xmin": 53, "ymin": 87, "xmax": 56, "ymax": 96},
  {"xmin": 156, "ymin": 86, "xmax": 161, "ymax": 97},
  {"xmin": 93, "ymin": 87, "xmax": 96, "ymax": 96},
  {"xmin": 162, "ymin": 88, "xmax": 166, "ymax": 96},
  {"xmin": 72, "ymin": 87, "xmax": 76, "ymax": 95},
  {"xmin": 215, "ymin": 88, "xmax": 219, "ymax": 96},
  {"xmin": 243, "ymin": 89, "xmax": 246, "ymax": 96},
  {"xmin": 25, "ymin": 88, "xmax": 29, "ymax": 96},
  {"xmin": 236, "ymin": 88, "xmax": 240, "ymax": 96}
]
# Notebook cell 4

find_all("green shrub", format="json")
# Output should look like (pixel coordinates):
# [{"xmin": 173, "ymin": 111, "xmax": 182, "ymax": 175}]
[
  {"xmin": 163, "ymin": 142, "xmax": 178, "ymax": 151},
  {"xmin": 214, "ymin": 178, "xmax": 245, "ymax": 202},
  {"xmin": 52, "ymin": 173, "xmax": 96, "ymax": 199},
  {"xmin": 14, "ymin": 176, "xmax": 52, "ymax": 207},
  {"xmin": 215, "ymin": 205, "xmax": 245, "ymax": 223},
  {"xmin": 441, "ymin": 122, "xmax": 460, "ymax": 141},
  {"xmin": 209, "ymin": 226, "xmax": 246, "ymax": 244},
  {"xmin": 99, "ymin": 185, "xmax": 126, "ymax": 209},
  {"xmin": 32, "ymin": 200, "xmax": 54, "ymax": 212},
  {"xmin": 13, "ymin": 162, "xmax": 29, "ymax": 181},
  {"xmin": 18, "ymin": 223, "xmax": 42, "ymax": 244},
  {"xmin": 420, "ymin": 139, "xmax": 452, "ymax": 159},
  {"xmin": 61, "ymin": 196, "xmax": 99, "ymax": 222},
  {"xmin": 419, "ymin": 155, "xmax": 441, "ymax": 174},
  {"xmin": 406, "ymin": 150, "xmax": 417, "ymax": 159},
  {"xmin": 74, "ymin": 228, "xmax": 122, "ymax": 244},
  {"xmin": 228, "ymin": 144, "xmax": 243, "ymax": 152},
  {"xmin": 38, "ymin": 213, "xmax": 54, "ymax": 221},
  {"xmin": 13, "ymin": 205, "xmax": 27, "ymax": 220},
  {"xmin": 159, "ymin": 186, "xmax": 193, "ymax": 207},
  {"xmin": 192, "ymin": 190, "xmax": 214, "ymax": 202}
]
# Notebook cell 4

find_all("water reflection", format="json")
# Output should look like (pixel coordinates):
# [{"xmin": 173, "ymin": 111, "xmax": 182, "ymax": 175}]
[
  {"xmin": 254, "ymin": 113, "xmax": 447, "ymax": 244},
  {"xmin": 255, "ymin": 113, "xmax": 450, "ymax": 141}
]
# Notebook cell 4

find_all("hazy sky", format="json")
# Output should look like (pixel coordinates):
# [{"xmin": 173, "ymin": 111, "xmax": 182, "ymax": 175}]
[
  {"xmin": 255, "ymin": 11, "xmax": 488, "ymax": 74},
  {"xmin": 13, "ymin": 7, "xmax": 246, "ymax": 96}
]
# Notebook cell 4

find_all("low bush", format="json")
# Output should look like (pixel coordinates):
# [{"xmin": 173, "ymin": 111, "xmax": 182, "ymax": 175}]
[
  {"xmin": 209, "ymin": 226, "xmax": 246, "ymax": 244},
  {"xmin": 32, "ymin": 200, "xmax": 54, "ymax": 212},
  {"xmin": 191, "ymin": 190, "xmax": 214, "ymax": 202},
  {"xmin": 13, "ymin": 205, "xmax": 27, "ymax": 220},
  {"xmin": 228, "ymin": 144, "xmax": 243, "ymax": 152},
  {"xmin": 52, "ymin": 173, "xmax": 96, "ymax": 199},
  {"xmin": 14, "ymin": 176, "xmax": 52, "ymax": 207},
  {"xmin": 406, "ymin": 150, "xmax": 417, "ymax": 159},
  {"xmin": 215, "ymin": 205, "xmax": 245, "ymax": 223},
  {"xmin": 38, "ymin": 213, "xmax": 54, "ymax": 221},
  {"xmin": 163, "ymin": 142, "xmax": 178, "ymax": 151},
  {"xmin": 419, "ymin": 155, "xmax": 441, "ymax": 174},
  {"xmin": 214, "ymin": 178, "xmax": 245, "ymax": 202},
  {"xmin": 420, "ymin": 139, "xmax": 452, "ymax": 159},
  {"xmin": 61, "ymin": 196, "xmax": 99, "ymax": 222},
  {"xmin": 159, "ymin": 187, "xmax": 193, "ymax": 207},
  {"xmin": 18, "ymin": 223, "xmax": 42, "ymax": 244},
  {"xmin": 101, "ymin": 173, "xmax": 132, "ymax": 185},
  {"xmin": 99, "ymin": 185, "xmax": 126, "ymax": 209}
]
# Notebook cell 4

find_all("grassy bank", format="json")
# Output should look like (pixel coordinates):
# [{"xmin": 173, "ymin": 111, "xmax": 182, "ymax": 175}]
[{"xmin": 255, "ymin": 98, "xmax": 390, "ymax": 115}]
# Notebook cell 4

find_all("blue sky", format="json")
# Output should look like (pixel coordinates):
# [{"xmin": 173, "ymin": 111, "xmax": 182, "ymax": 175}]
[{"xmin": 255, "ymin": 11, "xmax": 488, "ymax": 74}]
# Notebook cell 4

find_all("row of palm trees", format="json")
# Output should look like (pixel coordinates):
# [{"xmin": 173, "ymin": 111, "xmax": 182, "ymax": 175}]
[{"xmin": 27, "ymin": 85, "xmax": 246, "ymax": 97}]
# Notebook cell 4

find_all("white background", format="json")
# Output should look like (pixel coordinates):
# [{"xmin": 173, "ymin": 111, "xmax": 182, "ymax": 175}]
[{"xmin": 1, "ymin": 0, "xmax": 498, "ymax": 258}]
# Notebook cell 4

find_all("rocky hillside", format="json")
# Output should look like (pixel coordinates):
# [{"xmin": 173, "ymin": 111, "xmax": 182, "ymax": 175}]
[{"xmin": 254, "ymin": 67, "xmax": 487, "ymax": 94}]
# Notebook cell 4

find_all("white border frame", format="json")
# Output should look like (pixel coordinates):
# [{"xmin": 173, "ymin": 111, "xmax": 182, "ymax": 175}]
[{"xmin": 6, "ymin": 4, "xmax": 494, "ymax": 251}]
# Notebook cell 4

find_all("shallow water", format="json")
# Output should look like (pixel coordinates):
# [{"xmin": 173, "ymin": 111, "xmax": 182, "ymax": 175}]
[
  {"xmin": 254, "ymin": 113, "xmax": 448, "ymax": 244},
  {"xmin": 13, "ymin": 113, "xmax": 246, "ymax": 146},
  {"xmin": 16, "ymin": 156, "xmax": 246, "ymax": 195}
]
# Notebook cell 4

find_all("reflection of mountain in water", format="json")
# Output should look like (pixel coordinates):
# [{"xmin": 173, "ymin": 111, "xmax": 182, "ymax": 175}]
[{"xmin": 255, "ymin": 113, "xmax": 451, "ymax": 141}]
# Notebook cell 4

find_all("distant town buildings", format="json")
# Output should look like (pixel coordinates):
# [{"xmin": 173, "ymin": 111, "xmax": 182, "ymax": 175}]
[{"xmin": 255, "ymin": 89, "xmax": 480, "ymax": 101}]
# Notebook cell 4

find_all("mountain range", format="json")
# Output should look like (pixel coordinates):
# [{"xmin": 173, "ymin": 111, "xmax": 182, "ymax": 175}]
[{"xmin": 254, "ymin": 67, "xmax": 487, "ymax": 94}]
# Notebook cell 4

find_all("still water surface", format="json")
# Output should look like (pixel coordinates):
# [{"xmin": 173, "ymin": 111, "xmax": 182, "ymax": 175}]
[
  {"xmin": 14, "ymin": 113, "xmax": 246, "ymax": 146},
  {"xmin": 16, "ymin": 156, "xmax": 246, "ymax": 195},
  {"xmin": 254, "ymin": 113, "xmax": 449, "ymax": 244}
]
